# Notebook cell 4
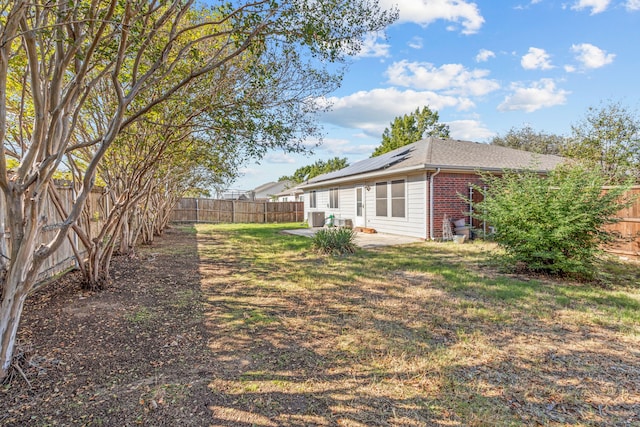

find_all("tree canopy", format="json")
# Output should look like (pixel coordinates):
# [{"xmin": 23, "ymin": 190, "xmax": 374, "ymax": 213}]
[
  {"xmin": 279, "ymin": 157, "xmax": 349, "ymax": 184},
  {"xmin": 490, "ymin": 125, "xmax": 567, "ymax": 155},
  {"xmin": 371, "ymin": 106, "xmax": 450, "ymax": 157},
  {"xmin": 564, "ymin": 101, "xmax": 640, "ymax": 183}
]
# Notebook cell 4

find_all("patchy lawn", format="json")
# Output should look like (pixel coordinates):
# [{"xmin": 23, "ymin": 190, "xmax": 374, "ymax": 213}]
[{"xmin": 2, "ymin": 223, "xmax": 639, "ymax": 426}]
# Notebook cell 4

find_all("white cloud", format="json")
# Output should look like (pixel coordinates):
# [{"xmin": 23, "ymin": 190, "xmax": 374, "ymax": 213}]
[
  {"xmin": 570, "ymin": 43, "xmax": 615, "ymax": 68},
  {"xmin": 314, "ymin": 138, "xmax": 378, "ymax": 156},
  {"xmin": 379, "ymin": 0, "xmax": 485, "ymax": 35},
  {"xmin": 319, "ymin": 87, "xmax": 475, "ymax": 137},
  {"xmin": 265, "ymin": 153, "xmax": 296, "ymax": 164},
  {"xmin": 498, "ymin": 79, "xmax": 569, "ymax": 112},
  {"xmin": 521, "ymin": 47, "xmax": 554, "ymax": 70},
  {"xmin": 626, "ymin": 0, "xmax": 640, "ymax": 10},
  {"xmin": 354, "ymin": 32, "xmax": 391, "ymax": 58},
  {"xmin": 475, "ymin": 49, "xmax": 495, "ymax": 62},
  {"xmin": 447, "ymin": 120, "xmax": 495, "ymax": 141},
  {"xmin": 408, "ymin": 36, "xmax": 424, "ymax": 49},
  {"xmin": 564, "ymin": 64, "xmax": 577, "ymax": 73},
  {"xmin": 385, "ymin": 60, "xmax": 500, "ymax": 96},
  {"xmin": 571, "ymin": 0, "xmax": 611, "ymax": 14}
]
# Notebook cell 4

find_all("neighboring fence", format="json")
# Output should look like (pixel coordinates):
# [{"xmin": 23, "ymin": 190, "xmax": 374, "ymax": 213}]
[
  {"xmin": 605, "ymin": 186, "xmax": 640, "ymax": 258},
  {"xmin": 4, "ymin": 182, "xmax": 107, "ymax": 283},
  {"xmin": 170, "ymin": 198, "xmax": 304, "ymax": 224}
]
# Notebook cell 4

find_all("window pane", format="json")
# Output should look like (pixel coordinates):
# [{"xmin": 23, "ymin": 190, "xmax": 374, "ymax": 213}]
[
  {"xmin": 392, "ymin": 199, "xmax": 405, "ymax": 217},
  {"xmin": 376, "ymin": 182, "xmax": 387, "ymax": 198},
  {"xmin": 391, "ymin": 180, "xmax": 404, "ymax": 198},
  {"xmin": 376, "ymin": 199, "xmax": 387, "ymax": 216},
  {"xmin": 310, "ymin": 191, "xmax": 317, "ymax": 208},
  {"xmin": 329, "ymin": 188, "xmax": 339, "ymax": 208}
]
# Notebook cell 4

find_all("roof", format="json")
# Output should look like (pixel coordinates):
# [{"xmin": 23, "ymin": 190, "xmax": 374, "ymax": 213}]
[
  {"xmin": 274, "ymin": 186, "xmax": 303, "ymax": 197},
  {"xmin": 302, "ymin": 137, "xmax": 565, "ymax": 187},
  {"xmin": 252, "ymin": 180, "xmax": 295, "ymax": 197}
]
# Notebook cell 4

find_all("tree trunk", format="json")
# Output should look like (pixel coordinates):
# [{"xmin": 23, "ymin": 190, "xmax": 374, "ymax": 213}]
[{"xmin": 0, "ymin": 283, "xmax": 28, "ymax": 380}]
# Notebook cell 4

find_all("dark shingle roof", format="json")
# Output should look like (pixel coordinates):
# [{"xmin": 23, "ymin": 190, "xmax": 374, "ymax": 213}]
[{"xmin": 306, "ymin": 137, "xmax": 564, "ymax": 185}]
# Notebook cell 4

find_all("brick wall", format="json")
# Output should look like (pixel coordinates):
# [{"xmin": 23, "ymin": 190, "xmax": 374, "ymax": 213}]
[{"xmin": 429, "ymin": 172, "xmax": 485, "ymax": 239}]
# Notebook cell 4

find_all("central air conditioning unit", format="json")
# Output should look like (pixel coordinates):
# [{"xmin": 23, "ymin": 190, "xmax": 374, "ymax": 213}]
[{"xmin": 309, "ymin": 211, "xmax": 325, "ymax": 227}]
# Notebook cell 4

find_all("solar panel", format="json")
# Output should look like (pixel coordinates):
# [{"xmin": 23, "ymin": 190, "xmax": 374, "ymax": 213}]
[{"xmin": 309, "ymin": 145, "xmax": 414, "ymax": 183}]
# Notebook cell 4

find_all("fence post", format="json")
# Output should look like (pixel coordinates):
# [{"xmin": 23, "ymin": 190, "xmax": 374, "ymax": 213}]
[
  {"xmin": 264, "ymin": 201, "xmax": 267, "ymax": 223},
  {"xmin": 195, "ymin": 198, "xmax": 199, "ymax": 223},
  {"xmin": 232, "ymin": 200, "xmax": 235, "ymax": 223}
]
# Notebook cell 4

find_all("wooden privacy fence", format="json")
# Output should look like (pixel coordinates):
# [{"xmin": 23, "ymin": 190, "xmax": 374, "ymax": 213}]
[
  {"xmin": 170, "ymin": 198, "xmax": 304, "ymax": 224},
  {"xmin": 3, "ymin": 182, "xmax": 107, "ymax": 283},
  {"xmin": 605, "ymin": 186, "xmax": 640, "ymax": 258}
]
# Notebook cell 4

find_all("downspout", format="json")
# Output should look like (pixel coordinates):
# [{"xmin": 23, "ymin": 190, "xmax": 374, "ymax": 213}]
[{"xmin": 429, "ymin": 168, "xmax": 441, "ymax": 240}]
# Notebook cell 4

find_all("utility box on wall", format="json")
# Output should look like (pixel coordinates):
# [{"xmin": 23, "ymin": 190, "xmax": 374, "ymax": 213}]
[{"xmin": 309, "ymin": 211, "xmax": 325, "ymax": 227}]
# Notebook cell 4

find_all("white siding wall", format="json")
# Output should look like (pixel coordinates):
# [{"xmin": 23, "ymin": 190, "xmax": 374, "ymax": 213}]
[
  {"xmin": 363, "ymin": 173, "xmax": 427, "ymax": 239},
  {"xmin": 304, "ymin": 184, "xmax": 356, "ymax": 224},
  {"xmin": 305, "ymin": 173, "xmax": 427, "ymax": 238}
]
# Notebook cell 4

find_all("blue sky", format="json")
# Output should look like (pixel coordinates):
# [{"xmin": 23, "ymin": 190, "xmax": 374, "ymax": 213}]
[{"xmin": 232, "ymin": 0, "xmax": 640, "ymax": 191}]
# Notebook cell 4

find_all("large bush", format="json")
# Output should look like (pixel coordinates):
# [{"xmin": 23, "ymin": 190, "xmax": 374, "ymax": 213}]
[
  {"xmin": 472, "ymin": 165, "xmax": 631, "ymax": 278},
  {"xmin": 312, "ymin": 227, "xmax": 358, "ymax": 255}
]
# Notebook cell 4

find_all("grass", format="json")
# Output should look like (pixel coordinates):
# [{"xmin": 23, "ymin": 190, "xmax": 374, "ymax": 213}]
[{"xmin": 194, "ymin": 222, "xmax": 640, "ymax": 426}]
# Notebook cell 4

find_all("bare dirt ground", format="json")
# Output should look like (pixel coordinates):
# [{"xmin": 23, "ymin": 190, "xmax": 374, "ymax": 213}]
[{"xmin": 1, "ymin": 226, "xmax": 215, "ymax": 426}]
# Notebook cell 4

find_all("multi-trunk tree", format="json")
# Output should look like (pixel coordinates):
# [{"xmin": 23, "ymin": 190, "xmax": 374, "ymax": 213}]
[{"xmin": 0, "ymin": 0, "xmax": 397, "ymax": 380}]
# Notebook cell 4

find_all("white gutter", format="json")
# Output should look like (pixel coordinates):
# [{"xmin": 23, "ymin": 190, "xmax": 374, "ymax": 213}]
[
  {"xmin": 299, "ymin": 164, "xmax": 428, "ymax": 190},
  {"xmin": 429, "ymin": 168, "xmax": 441, "ymax": 240}
]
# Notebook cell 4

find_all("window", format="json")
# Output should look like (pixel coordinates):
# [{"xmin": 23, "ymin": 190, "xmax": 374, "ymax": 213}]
[
  {"xmin": 391, "ymin": 180, "xmax": 405, "ymax": 218},
  {"xmin": 329, "ymin": 188, "xmax": 339, "ymax": 209},
  {"xmin": 375, "ymin": 179, "xmax": 406, "ymax": 218},
  {"xmin": 375, "ymin": 182, "xmax": 387, "ymax": 216},
  {"xmin": 309, "ymin": 190, "xmax": 317, "ymax": 208}
]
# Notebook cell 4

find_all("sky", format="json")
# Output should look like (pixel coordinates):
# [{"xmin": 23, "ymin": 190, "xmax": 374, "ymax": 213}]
[{"xmin": 231, "ymin": 0, "xmax": 640, "ymax": 191}]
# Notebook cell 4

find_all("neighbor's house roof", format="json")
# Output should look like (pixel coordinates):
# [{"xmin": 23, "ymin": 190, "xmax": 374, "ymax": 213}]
[
  {"xmin": 274, "ymin": 185, "xmax": 303, "ymax": 198},
  {"xmin": 300, "ymin": 137, "xmax": 565, "ymax": 189},
  {"xmin": 252, "ymin": 180, "xmax": 295, "ymax": 198}
]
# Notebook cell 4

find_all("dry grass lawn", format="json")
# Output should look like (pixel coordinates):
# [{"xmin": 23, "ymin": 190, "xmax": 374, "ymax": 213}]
[{"xmin": 198, "ymin": 223, "xmax": 640, "ymax": 426}]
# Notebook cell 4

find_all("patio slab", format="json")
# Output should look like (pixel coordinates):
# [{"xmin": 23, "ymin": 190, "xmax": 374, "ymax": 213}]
[{"xmin": 282, "ymin": 227, "xmax": 423, "ymax": 249}]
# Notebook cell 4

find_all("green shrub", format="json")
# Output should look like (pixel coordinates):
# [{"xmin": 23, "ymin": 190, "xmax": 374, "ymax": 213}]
[
  {"xmin": 312, "ymin": 227, "xmax": 358, "ymax": 255},
  {"xmin": 472, "ymin": 164, "xmax": 632, "ymax": 279}
]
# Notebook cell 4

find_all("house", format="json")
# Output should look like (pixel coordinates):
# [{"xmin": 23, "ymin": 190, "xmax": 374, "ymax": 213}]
[
  {"xmin": 299, "ymin": 137, "xmax": 564, "ymax": 239},
  {"xmin": 274, "ymin": 186, "xmax": 304, "ymax": 202},
  {"xmin": 251, "ymin": 180, "xmax": 295, "ymax": 201}
]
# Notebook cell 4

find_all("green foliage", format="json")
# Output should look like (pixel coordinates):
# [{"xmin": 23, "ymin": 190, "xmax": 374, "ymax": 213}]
[
  {"xmin": 564, "ymin": 101, "xmax": 640, "ymax": 184},
  {"xmin": 312, "ymin": 227, "xmax": 358, "ymax": 255},
  {"xmin": 491, "ymin": 125, "xmax": 567, "ymax": 155},
  {"xmin": 372, "ymin": 106, "xmax": 450, "ymax": 157},
  {"xmin": 472, "ymin": 165, "xmax": 632, "ymax": 278},
  {"xmin": 279, "ymin": 157, "xmax": 348, "ymax": 183}
]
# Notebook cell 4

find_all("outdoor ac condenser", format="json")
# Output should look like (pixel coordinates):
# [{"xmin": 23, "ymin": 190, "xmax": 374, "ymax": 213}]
[{"xmin": 309, "ymin": 211, "xmax": 325, "ymax": 227}]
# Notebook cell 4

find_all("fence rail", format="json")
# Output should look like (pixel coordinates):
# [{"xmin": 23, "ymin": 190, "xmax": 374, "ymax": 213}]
[{"xmin": 170, "ymin": 198, "xmax": 304, "ymax": 224}]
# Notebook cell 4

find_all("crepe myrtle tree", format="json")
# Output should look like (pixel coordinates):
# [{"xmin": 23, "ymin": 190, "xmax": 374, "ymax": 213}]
[{"xmin": 0, "ymin": 0, "xmax": 397, "ymax": 380}]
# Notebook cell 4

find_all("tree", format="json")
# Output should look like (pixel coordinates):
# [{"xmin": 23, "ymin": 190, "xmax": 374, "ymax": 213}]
[
  {"xmin": 471, "ymin": 165, "xmax": 631, "ymax": 278},
  {"xmin": 491, "ymin": 125, "xmax": 567, "ymax": 155},
  {"xmin": 371, "ymin": 106, "xmax": 450, "ymax": 157},
  {"xmin": 0, "ymin": 0, "xmax": 397, "ymax": 380},
  {"xmin": 564, "ymin": 101, "xmax": 640, "ymax": 183},
  {"xmin": 279, "ymin": 157, "xmax": 349, "ymax": 183}
]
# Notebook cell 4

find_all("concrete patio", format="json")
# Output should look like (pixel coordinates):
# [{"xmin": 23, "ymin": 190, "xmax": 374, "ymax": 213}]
[{"xmin": 282, "ymin": 227, "xmax": 423, "ymax": 249}]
